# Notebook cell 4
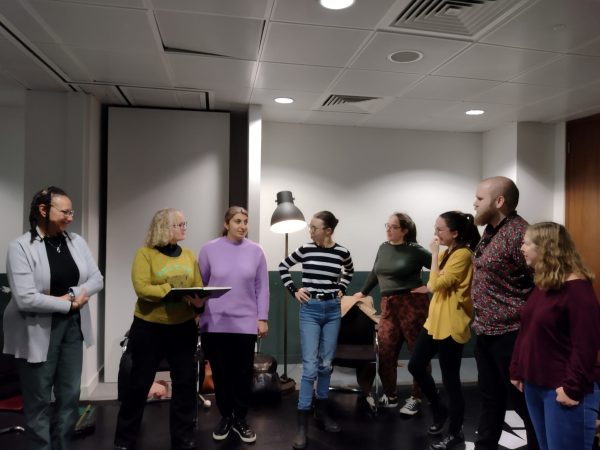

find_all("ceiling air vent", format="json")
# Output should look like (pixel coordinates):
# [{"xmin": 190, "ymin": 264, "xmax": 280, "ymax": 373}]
[
  {"xmin": 390, "ymin": 0, "xmax": 529, "ymax": 38},
  {"xmin": 320, "ymin": 94, "xmax": 385, "ymax": 113}
]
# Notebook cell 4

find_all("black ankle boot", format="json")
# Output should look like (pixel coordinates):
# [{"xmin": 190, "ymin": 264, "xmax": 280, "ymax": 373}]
[
  {"xmin": 313, "ymin": 399, "xmax": 340, "ymax": 433},
  {"xmin": 292, "ymin": 410, "xmax": 309, "ymax": 449}
]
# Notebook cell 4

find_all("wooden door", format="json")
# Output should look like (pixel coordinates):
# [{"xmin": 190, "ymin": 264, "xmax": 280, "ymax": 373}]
[{"xmin": 566, "ymin": 113, "xmax": 600, "ymax": 295}]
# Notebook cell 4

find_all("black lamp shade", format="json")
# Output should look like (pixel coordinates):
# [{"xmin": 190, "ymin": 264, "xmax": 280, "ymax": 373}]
[{"xmin": 270, "ymin": 191, "xmax": 306, "ymax": 234}]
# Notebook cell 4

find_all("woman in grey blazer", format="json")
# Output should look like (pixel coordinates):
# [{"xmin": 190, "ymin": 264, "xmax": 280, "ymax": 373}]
[{"xmin": 3, "ymin": 186, "xmax": 103, "ymax": 450}]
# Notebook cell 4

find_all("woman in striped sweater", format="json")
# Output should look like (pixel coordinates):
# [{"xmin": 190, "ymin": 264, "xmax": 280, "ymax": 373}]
[{"xmin": 278, "ymin": 210, "xmax": 354, "ymax": 450}]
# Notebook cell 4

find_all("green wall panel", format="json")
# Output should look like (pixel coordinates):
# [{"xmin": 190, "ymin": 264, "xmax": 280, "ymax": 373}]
[{"xmin": 260, "ymin": 271, "xmax": 476, "ymax": 366}]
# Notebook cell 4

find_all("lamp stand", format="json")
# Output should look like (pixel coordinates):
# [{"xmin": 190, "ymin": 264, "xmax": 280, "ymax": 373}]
[{"xmin": 279, "ymin": 232, "xmax": 296, "ymax": 393}]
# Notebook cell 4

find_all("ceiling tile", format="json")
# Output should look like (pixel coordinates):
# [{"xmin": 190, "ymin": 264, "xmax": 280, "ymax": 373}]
[
  {"xmin": 0, "ymin": 38, "xmax": 67, "ymax": 90},
  {"xmin": 511, "ymin": 54, "xmax": 600, "ymax": 88},
  {"xmin": 156, "ymin": 11, "xmax": 263, "ymax": 60},
  {"xmin": 77, "ymin": 84, "xmax": 126, "ymax": 105},
  {"xmin": 120, "ymin": 86, "xmax": 209, "ymax": 109},
  {"xmin": 56, "ymin": 0, "xmax": 146, "ymax": 7},
  {"xmin": 152, "ymin": 0, "xmax": 270, "ymax": 18},
  {"xmin": 481, "ymin": 0, "xmax": 600, "ymax": 53},
  {"xmin": 261, "ymin": 22, "xmax": 370, "ymax": 67},
  {"xmin": 572, "ymin": 36, "xmax": 600, "ymax": 57},
  {"xmin": 464, "ymin": 82, "xmax": 564, "ymax": 105},
  {"xmin": 27, "ymin": 0, "xmax": 159, "ymax": 51},
  {"xmin": 332, "ymin": 69, "xmax": 422, "ymax": 97},
  {"xmin": 434, "ymin": 44, "xmax": 558, "ymax": 81},
  {"xmin": 403, "ymin": 76, "xmax": 499, "ymax": 101},
  {"xmin": 35, "ymin": 42, "xmax": 91, "ymax": 81},
  {"xmin": 368, "ymin": 97, "xmax": 458, "ymax": 126},
  {"xmin": 0, "ymin": 1, "xmax": 55, "ymax": 43},
  {"xmin": 351, "ymin": 32, "xmax": 470, "ymax": 74},
  {"xmin": 255, "ymin": 62, "xmax": 341, "ymax": 92},
  {"xmin": 272, "ymin": 0, "xmax": 397, "ymax": 29},
  {"xmin": 168, "ymin": 53, "xmax": 257, "ymax": 90},
  {"xmin": 250, "ymin": 88, "xmax": 322, "ymax": 110},
  {"xmin": 65, "ymin": 46, "xmax": 171, "ymax": 86}
]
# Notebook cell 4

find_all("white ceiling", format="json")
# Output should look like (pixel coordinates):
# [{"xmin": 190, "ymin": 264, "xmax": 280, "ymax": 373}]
[{"xmin": 1, "ymin": 0, "xmax": 600, "ymax": 131}]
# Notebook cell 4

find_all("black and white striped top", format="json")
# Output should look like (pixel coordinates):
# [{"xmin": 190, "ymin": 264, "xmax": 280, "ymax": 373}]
[{"xmin": 278, "ymin": 242, "xmax": 354, "ymax": 296}]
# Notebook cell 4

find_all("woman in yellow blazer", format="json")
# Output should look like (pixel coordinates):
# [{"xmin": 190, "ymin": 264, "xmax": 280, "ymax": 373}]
[{"xmin": 408, "ymin": 211, "xmax": 480, "ymax": 450}]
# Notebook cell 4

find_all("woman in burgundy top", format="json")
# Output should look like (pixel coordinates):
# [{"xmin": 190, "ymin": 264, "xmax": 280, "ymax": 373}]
[{"xmin": 510, "ymin": 222, "xmax": 600, "ymax": 450}]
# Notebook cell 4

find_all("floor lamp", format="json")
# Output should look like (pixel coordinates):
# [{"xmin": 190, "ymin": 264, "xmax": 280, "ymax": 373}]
[{"xmin": 270, "ymin": 191, "xmax": 306, "ymax": 392}]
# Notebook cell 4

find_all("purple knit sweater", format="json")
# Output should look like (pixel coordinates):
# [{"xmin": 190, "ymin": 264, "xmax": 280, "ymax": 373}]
[{"xmin": 198, "ymin": 236, "xmax": 269, "ymax": 335}]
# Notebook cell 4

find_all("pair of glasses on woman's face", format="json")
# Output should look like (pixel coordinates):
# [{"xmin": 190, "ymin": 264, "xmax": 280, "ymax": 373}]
[
  {"xmin": 173, "ymin": 222, "xmax": 187, "ymax": 229},
  {"xmin": 384, "ymin": 223, "xmax": 401, "ymax": 231},
  {"xmin": 51, "ymin": 205, "xmax": 75, "ymax": 217}
]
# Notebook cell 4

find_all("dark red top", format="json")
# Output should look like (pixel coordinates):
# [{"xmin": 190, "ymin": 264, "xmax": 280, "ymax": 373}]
[{"xmin": 510, "ymin": 279, "xmax": 600, "ymax": 401}]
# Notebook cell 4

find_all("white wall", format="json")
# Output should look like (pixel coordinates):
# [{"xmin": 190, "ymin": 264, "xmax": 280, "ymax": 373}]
[
  {"xmin": 482, "ymin": 123, "xmax": 517, "ymax": 180},
  {"xmin": 0, "ymin": 107, "xmax": 25, "ymax": 273},
  {"xmin": 260, "ymin": 123, "xmax": 483, "ymax": 271},
  {"xmin": 104, "ymin": 108, "xmax": 230, "ymax": 382},
  {"xmin": 516, "ymin": 123, "xmax": 558, "ymax": 224}
]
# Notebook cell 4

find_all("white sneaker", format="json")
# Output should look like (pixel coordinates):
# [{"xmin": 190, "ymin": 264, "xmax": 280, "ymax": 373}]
[
  {"xmin": 378, "ymin": 393, "xmax": 399, "ymax": 408},
  {"xmin": 399, "ymin": 396, "xmax": 422, "ymax": 415}
]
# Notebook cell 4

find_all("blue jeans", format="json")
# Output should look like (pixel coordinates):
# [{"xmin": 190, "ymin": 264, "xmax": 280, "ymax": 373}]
[
  {"xmin": 297, "ymin": 298, "xmax": 341, "ymax": 410},
  {"xmin": 524, "ymin": 382, "xmax": 600, "ymax": 450}
]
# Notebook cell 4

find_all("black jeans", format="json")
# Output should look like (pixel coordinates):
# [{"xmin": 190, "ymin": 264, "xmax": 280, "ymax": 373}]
[
  {"xmin": 201, "ymin": 332, "xmax": 256, "ymax": 420},
  {"xmin": 114, "ymin": 317, "xmax": 198, "ymax": 447},
  {"xmin": 474, "ymin": 332, "xmax": 539, "ymax": 450},
  {"xmin": 408, "ymin": 329, "xmax": 465, "ymax": 434}
]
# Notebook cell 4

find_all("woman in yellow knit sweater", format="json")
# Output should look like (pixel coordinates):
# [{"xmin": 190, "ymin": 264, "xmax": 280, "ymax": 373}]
[
  {"xmin": 408, "ymin": 211, "xmax": 480, "ymax": 450},
  {"xmin": 114, "ymin": 208, "xmax": 205, "ymax": 450}
]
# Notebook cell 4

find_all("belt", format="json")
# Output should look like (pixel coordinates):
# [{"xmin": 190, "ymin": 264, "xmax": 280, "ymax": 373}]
[{"xmin": 313, "ymin": 292, "xmax": 338, "ymax": 301}]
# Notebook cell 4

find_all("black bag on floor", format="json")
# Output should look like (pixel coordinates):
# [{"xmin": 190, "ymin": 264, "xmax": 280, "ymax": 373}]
[{"xmin": 251, "ymin": 342, "xmax": 281, "ymax": 401}]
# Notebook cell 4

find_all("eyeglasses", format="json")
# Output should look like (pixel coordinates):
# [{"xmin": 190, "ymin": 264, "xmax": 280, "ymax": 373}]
[
  {"xmin": 51, "ymin": 205, "xmax": 75, "ymax": 217},
  {"xmin": 384, "ymin": 223, "xmax": 401, "ymax": 231},
  {"xmin": 434, "ymin": 227, "xmax": 450, "ymax": 233},
  {"xmin": 173, "ymin": 222, "xmax": 187, "ymax": 229},
  {"xmin": 308, "ymin": 225, "xmax": 326, "ymax": 232}
]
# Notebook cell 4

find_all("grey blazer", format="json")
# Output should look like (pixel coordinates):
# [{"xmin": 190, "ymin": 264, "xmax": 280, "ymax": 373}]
[{"xmin": 3, "ymin": 230, "xmax": 104, "ymax": 363}]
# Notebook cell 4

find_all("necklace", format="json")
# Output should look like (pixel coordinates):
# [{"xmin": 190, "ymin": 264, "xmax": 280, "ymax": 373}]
[{"xmin": 45, "ymin": 238, "xmax": 62, "ymax": 254}]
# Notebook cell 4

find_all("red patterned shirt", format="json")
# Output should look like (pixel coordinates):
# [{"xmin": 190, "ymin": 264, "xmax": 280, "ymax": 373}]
[{"xmin": 471, "ymin": 213, "xmax": 534, "ymax": 335}]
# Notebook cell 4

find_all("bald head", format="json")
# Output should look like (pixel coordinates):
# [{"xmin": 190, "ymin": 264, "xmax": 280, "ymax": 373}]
[{"xmin": 482, "ymin": 176, "xmax": 519, "ymax": 213}]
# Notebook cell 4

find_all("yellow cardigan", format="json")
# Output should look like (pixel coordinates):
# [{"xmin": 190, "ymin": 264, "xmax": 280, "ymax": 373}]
[
  {"xmin": 423, "ymin": 247, "xmax": 473, "ymax": 344},
  {"xmin": 131, "ymin": 246, "xmax": 203, "ymax": 325}
]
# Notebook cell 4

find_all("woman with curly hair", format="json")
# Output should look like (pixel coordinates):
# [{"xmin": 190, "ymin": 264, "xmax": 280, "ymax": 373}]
[
  {"xmin": 114, "ymin": 208, "xmax": 205, "ymax": 450},
  {"xmin": 510, "ymin": 222, "xmax": 600, "ymax": 450}
]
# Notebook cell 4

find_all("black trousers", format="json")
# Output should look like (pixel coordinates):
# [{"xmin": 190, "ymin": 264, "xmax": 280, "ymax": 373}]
[
  {"xmin": 408, "ymin": 329, "xmax": 465, "ymax": 434},
  {"xmin": 114, "ymin": 317, "xmax": 198, "ymax": 447},
  {"xmin": 201, "ymin": 332, "xmax": 256, "ymax": 420},
  {"xmin": 474, "ymin": 331, "xmax": 539, "ymax": 450}
]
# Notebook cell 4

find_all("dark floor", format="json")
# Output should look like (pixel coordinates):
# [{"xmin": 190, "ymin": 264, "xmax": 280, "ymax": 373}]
[{"xmin": 1, "ymin": 385, "xmax": 529, "ymax": 450}]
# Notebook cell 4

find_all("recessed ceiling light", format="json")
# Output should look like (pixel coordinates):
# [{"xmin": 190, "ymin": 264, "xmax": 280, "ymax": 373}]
[
  {"xmin": 466, "ymin": 109, "xmax": 485, "ymax": 116},
  {"xmin": 319, "ymin": 0, "xmax": 355, "ymax": 10},
  {"xmin": 274, "ymin": 97, "xmax": 294, "ymax": 104},
  {"xmin": 388, "ymin": 50, "xmax": 424, "ymax": 63}
]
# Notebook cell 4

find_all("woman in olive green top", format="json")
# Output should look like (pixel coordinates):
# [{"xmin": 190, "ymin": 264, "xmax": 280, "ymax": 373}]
[
  {"xmin": 114, "ymin": 208, "xmax": 205, "ymax": 450},
  {"xmin": 354, "ymin": 212, "xmax": 431, "ymax": 415}
]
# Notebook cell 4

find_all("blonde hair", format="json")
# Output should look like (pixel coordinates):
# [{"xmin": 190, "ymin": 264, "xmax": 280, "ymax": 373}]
[
  {"xmin": 527, "ymin": 222, "xmax": 595, "ymax": 291},
  {"xmin": 144, "ymin": 208, "xmax": 181, "ymax": 247}
]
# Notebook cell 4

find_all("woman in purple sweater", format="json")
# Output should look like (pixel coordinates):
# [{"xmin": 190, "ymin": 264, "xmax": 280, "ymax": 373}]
[
  {"xmin": 198, "ymin": 206, "xmax": 269, "ymax": 444},
  {"xmin": 510, "ymin": 222, "xmax": 600, "ymax": 450}
]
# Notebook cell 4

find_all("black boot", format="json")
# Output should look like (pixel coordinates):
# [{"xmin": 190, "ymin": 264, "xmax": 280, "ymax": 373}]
[
  {"xmin": 292, "ymin": 410, "xmax": 309, "ymax": 450},
  {"xmin": 313, "ymin": 399, "xmax": 341, "ymax": 433}
]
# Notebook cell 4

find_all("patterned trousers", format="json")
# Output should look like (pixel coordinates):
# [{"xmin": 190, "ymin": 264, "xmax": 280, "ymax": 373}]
[{"xmin": 378, "ymin": 292, "xmax": 430, "ymax": 398}]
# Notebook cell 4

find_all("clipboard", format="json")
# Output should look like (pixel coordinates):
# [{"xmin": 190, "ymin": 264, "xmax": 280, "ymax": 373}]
[{"xmin": 165, "ymin": 286, "xmax": 231, "ymax": 302}]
